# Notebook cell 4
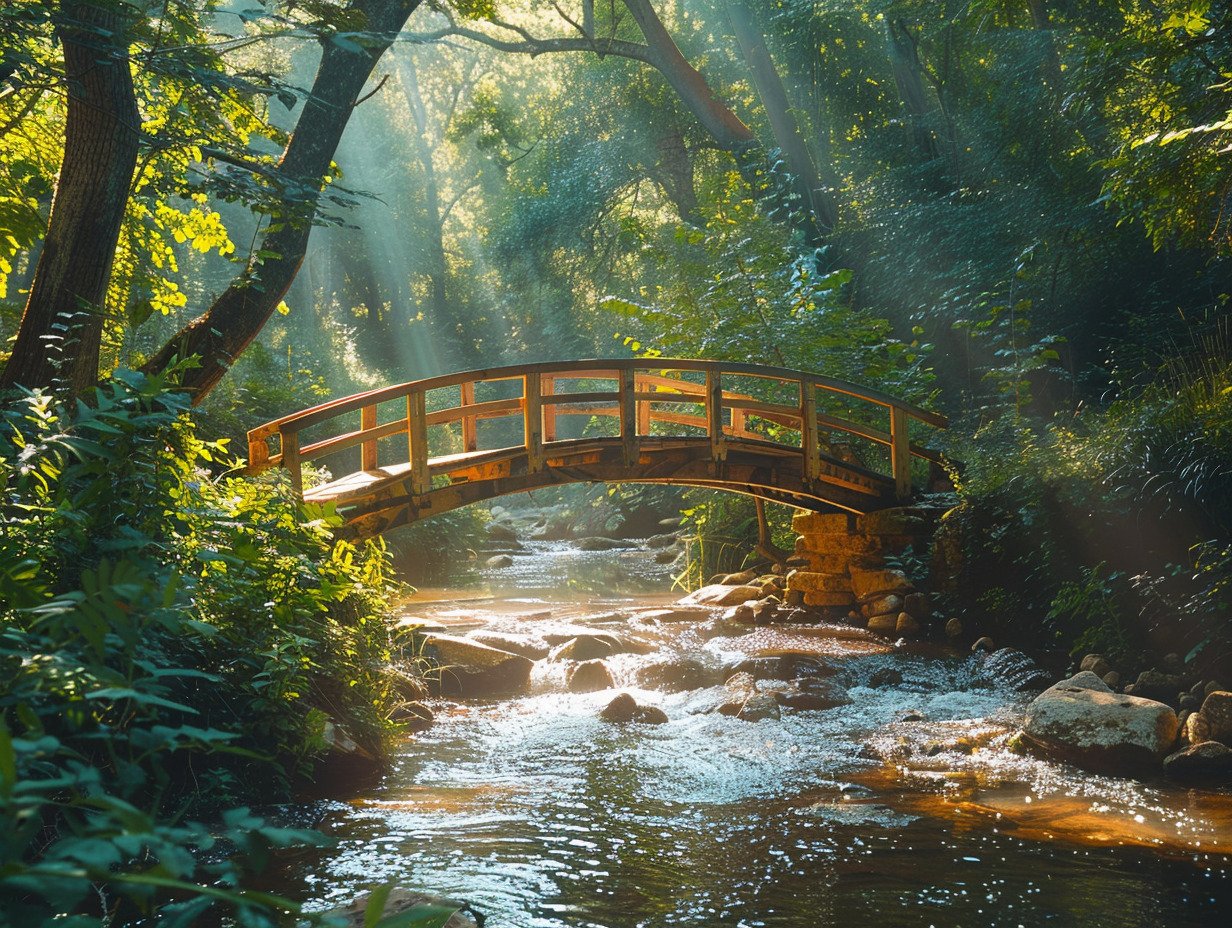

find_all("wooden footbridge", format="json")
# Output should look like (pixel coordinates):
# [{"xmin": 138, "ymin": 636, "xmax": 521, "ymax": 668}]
[{"xmin": 246, "ymin": 359, "xmax": 947, "ymax": 540}]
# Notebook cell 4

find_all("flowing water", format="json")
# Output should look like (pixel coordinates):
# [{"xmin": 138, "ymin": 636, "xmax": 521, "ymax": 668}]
[{"xmin": 285, "ymin": 541, "xmax": 1232, "ymax": 927}]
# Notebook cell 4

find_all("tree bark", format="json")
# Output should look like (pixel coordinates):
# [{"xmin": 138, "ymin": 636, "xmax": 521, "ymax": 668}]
[
  {"xmin": 621, "ymin": 0, "xmax": 758, "ymax": 160},
  {"xmin": 0, "ymin": 2, "xmax": 140, "ymax": 398},
  {"xmin": 885, "ymin": 18, "xmax": 941, "ymax": 162},
  {"xmin": 143, "ymin": 0, "xmax": 421, "ymax": 401},
  {"xmin": 401, "ymin": 58, "xmax": 449, "ymax": 331},
  {"xmin": 725, "ymin": 0, "xmax": 838, "ymax": 237}
]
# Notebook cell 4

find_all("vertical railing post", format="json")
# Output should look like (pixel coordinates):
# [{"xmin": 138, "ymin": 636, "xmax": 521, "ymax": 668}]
[
  {"xmin": 620, "ymin": 367, "xmax": 638, "ymax": 466},
  {"xmin": 706, "ymin": 369, "xmax": 726, "ymax": 463},
  {"xmin": 282, "ymin": 429, "xmax": 303, "ymax": 500},
  {"xmin": 407, "ymin": 389, "xmax": 429, "ymax": 496},
  {"xmin": 541, "ymin": 374, "xmax": 557, "ymax": 442},
  {"xmin": 800, "ymin": 380, "xmax": 820, "ymax": 487},
  {"xmin": 890, "ymin": 404, "xmax": 912, "ymax": 500},
  {"xmin": 460, "ymin": 380, "xmax": 478, "ymax": 452},
  {"xmin": 524, "ymin": 373, "xmax": 544, "ymax": 473},
  {"xmin": 635, "ymin": 373, "xmax": 651, "ymax": 436},
  {"xmin": 361, "ymin": 404, "xmax": 378, "ymax": 471}
]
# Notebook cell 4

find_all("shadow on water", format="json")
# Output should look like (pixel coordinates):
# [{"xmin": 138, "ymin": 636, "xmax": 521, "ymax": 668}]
[{"xmin": 277, "ymin": 543, "xmax": 1232, "ymax": 928}]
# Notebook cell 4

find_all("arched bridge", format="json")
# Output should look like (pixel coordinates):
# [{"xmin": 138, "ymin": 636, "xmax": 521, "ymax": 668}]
[{"xmin": 246, "ymin": 359, "xmax": 947, "ymax": 540}]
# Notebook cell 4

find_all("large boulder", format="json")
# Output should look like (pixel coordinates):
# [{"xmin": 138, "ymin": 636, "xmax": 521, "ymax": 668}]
[
  {"xmin": 549, "ymin": 635, "xmax": 620, "ymax": 662},
  {"xmin": 1021, "ymin": 672, "xmax": 1179, "ymax": 773},
  {"xmin": 679, "ymin": 584, "xmax": 764, "ymax": 606},
  {"xmin": 1163, "ymin": 741, "xmax": 1232, "ymax": 780},
  {"xmin": 567, "ymin": 659, "xmax": 614, "ymax": 693},
  {"xmin": 1201, "ymin": 691, "xmax": 1232, "ymax": 743},
  {"xmin": 634, "ymin": 655, "xmax": 724, "ymax": 692},
  {"xmin": 467, "ymin": 630, "xmax": 551, "ymax": 660},
  {"xmin": 422, "ymin": 635, "xmax": 534, "ymax": 697}
]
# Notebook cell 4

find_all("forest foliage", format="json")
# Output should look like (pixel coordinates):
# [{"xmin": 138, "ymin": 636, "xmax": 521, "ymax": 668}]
[{"xmin": 2, "ymin": 0, "xmax": 1232, "ymax": 923}]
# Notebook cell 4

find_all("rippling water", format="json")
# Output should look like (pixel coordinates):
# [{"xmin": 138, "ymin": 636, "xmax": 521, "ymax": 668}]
[{"xmin": 282, "ymin": 541, "xmax": 1232, "ymax": 927}]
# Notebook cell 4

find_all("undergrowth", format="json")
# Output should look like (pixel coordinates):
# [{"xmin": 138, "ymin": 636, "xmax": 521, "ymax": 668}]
[{"xmin": 0, "ymin": 369, "xmax": 434, "ymax": 926}]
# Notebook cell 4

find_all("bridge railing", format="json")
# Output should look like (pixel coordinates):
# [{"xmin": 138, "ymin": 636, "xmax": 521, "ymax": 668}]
[{"xmin": 246, "ymin": 358, "xmax": 946, "ymax": 502}]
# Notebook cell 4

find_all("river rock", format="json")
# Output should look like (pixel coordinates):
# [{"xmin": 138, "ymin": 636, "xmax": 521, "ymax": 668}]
[
  {"xmin": 895, "ymin": 612, "xmax": 920, "ymax": 636},
  {"xmin": 486, "ymin": 522, "xmax": 518, "ymax": 542},
  {"xmin": 1201, "ymin": 691, "xmax": 1232, "ymax": 742},
  {"xmin": 391, "ymin": 702, "xmax": 434, "ymax": 732},
  {"xmin": 567, "ymin": 659, "xmax": 613, "ymax": 693},
  {"xmin": 944, "ymin": 617, "xmax": 963, "ymax": 639},
  {"xmin": 1163, "ymin": 741, "xmax": 1232, "ymax": 780},
  {"xmin": 530, "ymin": 515, "xmax": 573, "ymax": 540},
  {"xmin": 1131, "ymin": 670, "xmax": 1185, "ymax": 703},
  {"xmin": 679, "ymin": 584, "xmax": 764, "ymax": 606},
  {"xmin": 549, "ymin": 635, "xmax": 619, "ymax": 662},
  {"xmin": 867, "ymin": 613, "xmax": 898, "ymax": 636},
  {"xmin": 467, "ymin": 630, "xmax": 551, "ymax": 660},
  {"xmin": 849, "ymin": 563, "xmax": 913, "ymax": 600},
  {"xmin": 736, "ymin": 692, "xmax": 781, "ymax": 722},
  {"xmin": 575, "ymin": 536, "xmax": 621, "ymax": 551},
  {"xmin": 722, "ymin": 602, "xmax": 756, "ymax": 624},
  {"xmin": 646, "ymin": 531, "xmax": 679, "ymax": 549},
  {"xmin": 633, "ymin": 705, "xmax": 669, "ymax": 724},
  {"xmin": 634, "ymin": 655, "xmax": 722, "ymax": 692},
  {"xmin": 324, "ymin": 888, "xmax": 480, "ymax": 928},
  {"xmin": 904, "ymin": 591, "xmax": 931, "ymax": 619},
  {"xmin": 422, "ymin": 635, "xmax": 534, "ymax": 696},
  {"xmin": 654, "ymin": 548, "xmax": 681, "ymax": 564},
  {"xmin": 1185, "ymin": 710, "xmax": 1211, "ymax": 745},
  {"xmin": 600, "ymin": 692, "xmax": 638, "ymax": 722},
  {"xmin": 862, "ymin": 593, "xmax": 904, "ymax": 618},
  {"xmin": 1021, "ymin": 672, "xmax": 1180, "ymax": 772},
  {"xmin": 1080, "ymin": 653, "xmax": 1112, "ymax": 679},
  {"xmin": 485, "ymin": 554, "xmax": 514, "ymax": 569}
]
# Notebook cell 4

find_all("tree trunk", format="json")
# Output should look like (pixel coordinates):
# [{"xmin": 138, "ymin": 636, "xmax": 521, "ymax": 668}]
[
  {"xmin": 621, "ymin": 0, "xmax": 758, "ymax": 161},
  {"xmin": 650, "ymin": 129, "xmax": 699, "ymax": 221},
  {"xmin": 401, "ymin": 58, "xmax": 449, "ymax": 329},
  {"xmin": 143, "ymin": 0, "xmax": 420, "ymax": 401},
  {"xmin": 0, "ymin": 2, "xmax": 140, "ymax": 398},
  {"xmin": 885, "ymin": 18, "xmax": 941, "ymax": 162},
  {"xmin": 725, "ymin": 0, "xmax": 838, "ymax": 237}
]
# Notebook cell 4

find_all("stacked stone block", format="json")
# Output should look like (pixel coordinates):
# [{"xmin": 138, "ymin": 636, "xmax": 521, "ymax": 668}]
[{"xmin": 786, "ymin": 507, "xmax": 940, "ymax": 634}]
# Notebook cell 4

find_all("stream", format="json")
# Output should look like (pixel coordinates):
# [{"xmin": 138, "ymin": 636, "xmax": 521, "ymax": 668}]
[{"xmin": 285, "ymin": 540, "xmax": 1232, "ymax": 927}]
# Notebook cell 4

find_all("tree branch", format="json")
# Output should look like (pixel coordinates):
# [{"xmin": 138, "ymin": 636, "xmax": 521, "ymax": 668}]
[{"xmin": 405, "ymin": 22, "xmax": 656, "ymax": 65}]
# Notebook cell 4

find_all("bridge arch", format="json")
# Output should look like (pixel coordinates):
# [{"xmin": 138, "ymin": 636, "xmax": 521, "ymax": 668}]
[{"xmin": 246, "ymin": 359, "xmax": 946, "ymax": 540}]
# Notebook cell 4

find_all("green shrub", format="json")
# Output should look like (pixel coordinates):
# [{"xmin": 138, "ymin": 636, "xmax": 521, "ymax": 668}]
[{"xmin": 0, "ymin": 368, "xmax": 406, "ymax": 925}]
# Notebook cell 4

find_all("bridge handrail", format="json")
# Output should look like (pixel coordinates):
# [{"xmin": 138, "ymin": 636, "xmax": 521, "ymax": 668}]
[{"xmin": 247, "ymin": 358, "xmax": 946, "ymax": 501}]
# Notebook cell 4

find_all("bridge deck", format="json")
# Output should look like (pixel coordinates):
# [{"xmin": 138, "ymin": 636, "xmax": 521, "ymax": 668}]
[{"xmin": 248, "ymin": 359, "xmax": 946, "ymax": 540}]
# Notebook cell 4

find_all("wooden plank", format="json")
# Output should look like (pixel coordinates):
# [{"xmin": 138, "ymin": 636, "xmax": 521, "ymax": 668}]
[
  {"xmin": 408, "ymin": 391, "xmax": 429, "ymax": 496},
  {"xmin": 283, "ymin": 431, "xmax": 303, "ymax": 500},
  {"xmin": 460, "ymin": 380, "xmax": 478, "ymax": 452},
  {"xmin": 424, "ymin": 396, "xmax": 523, "ymax": 427},
  {"xmin": 801, "ymin": 381, "xmax": 821, "ymax": 487},
  {"xmin": 724, "ymin": 396, "xmax": 802, "ymax": 422},
  {"xmin": 300, "ymin": 418, "xmax": 407, "ymax": 460},
  {"xmin": 620, "ymin": 368, "xmax": 638, "ymax": 466},
  {"xmin": 541, "ymin": 375, "xmax": 557, "ymax": 442},
  {"xmin": 635, "ymin": 375, "xmax": 651, "ymax": 435},
  {"xmin": 890, "ymin": 405, "xmax": 911, "ymax": 501},
  {"xmin": 360, "ymin": 405, "xmax": 378, "ymax": 470},
  {"xmin": 524, "ymin": 372, "xmax": 544, "ymax": 473},
  {"xmin": 707, "ymin": 369, "xmax": 726, "ymax": 462},
  {"xmin": 540, "ymin": 391, "xmax": 617, "ymax": 406}
]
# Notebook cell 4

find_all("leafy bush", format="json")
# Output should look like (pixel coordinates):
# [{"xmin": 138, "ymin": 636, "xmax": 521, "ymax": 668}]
[
  {"xmin": 0, "ymin": 368, "xmax": 406, "ymax": 925},
  {"xmin": 947, "ymin": 326, "xmax": 1232, "ymax": 675}
]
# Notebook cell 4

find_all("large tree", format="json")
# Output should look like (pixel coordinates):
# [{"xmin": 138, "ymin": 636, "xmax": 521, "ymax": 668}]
[{"xmin": 0, "ymin": 2, "xmax": 140, "ymax": 398}]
